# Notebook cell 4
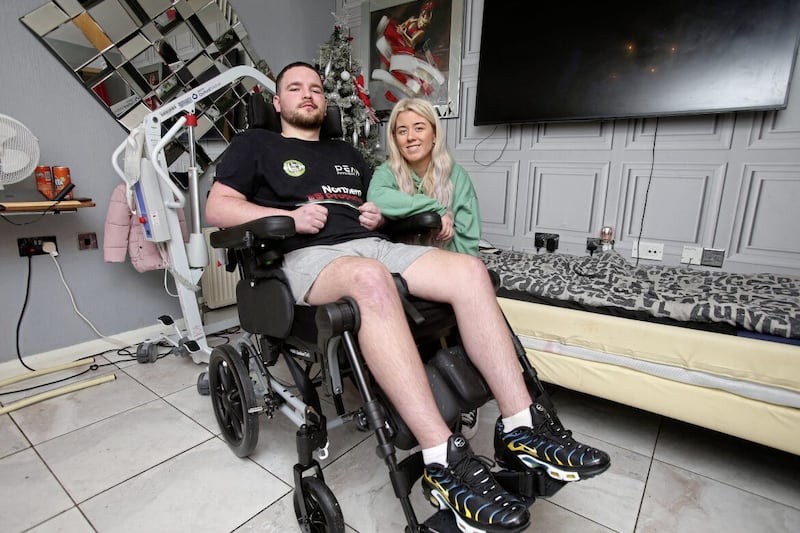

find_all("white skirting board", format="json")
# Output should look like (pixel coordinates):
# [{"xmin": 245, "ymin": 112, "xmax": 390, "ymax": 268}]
[
  {"xmin": 0, "ymin": 322, "xmax": 174, "ymax": 381},
  {"xmin": 0, "ymin": 308, "xmax": 239, "ymax": 380}
]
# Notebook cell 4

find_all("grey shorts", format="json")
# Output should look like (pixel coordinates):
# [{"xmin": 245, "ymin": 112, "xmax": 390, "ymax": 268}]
[{"xmin": 281, "ymin": 237, "xmax": 433, "ymax": 305}]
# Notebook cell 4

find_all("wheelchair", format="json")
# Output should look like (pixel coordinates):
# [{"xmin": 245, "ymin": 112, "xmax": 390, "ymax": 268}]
[
  {"xmin": 200, "ymin": 213, "xmax": 569, "ymax": 532},
  {"xmin": 200, "ymin": 96, "xmax": 567, "ymax": 532}
]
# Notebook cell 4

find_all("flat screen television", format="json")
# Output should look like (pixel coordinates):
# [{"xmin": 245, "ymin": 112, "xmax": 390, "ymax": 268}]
[{"xmin": 474, "ymin": 1, "xmax": 800, "ymax": 125}]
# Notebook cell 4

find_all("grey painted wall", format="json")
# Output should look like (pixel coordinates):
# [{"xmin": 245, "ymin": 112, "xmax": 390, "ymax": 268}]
[
  {"xmin": 0, "ymin": 0, "xmax": 334, "ymax": 364},
  {"xmin": 345, "ymin": 0, "xmax": 800, "ymax": 275},
  {"xmin": 234, "ymin": 0, "xmax": 339, "ymax": 73}
]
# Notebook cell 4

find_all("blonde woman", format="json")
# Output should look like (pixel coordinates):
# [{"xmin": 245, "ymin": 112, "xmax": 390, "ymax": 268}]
[
  {"xmin": 368, "ymin": 97, "xmax": 483, "ymax": 438},
  {"xmin": 368, "ymin": 98, "xmax": 481, "ymax": 255}
]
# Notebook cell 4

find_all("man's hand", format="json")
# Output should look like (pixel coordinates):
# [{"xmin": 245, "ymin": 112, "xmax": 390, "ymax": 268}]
[
  {"xmin": 292, "ymin": 203, "xmax": 328, "ymax": 234},
  {"xmin": 358, "ymin": 201, "xmax": 384, "ymax": 230}
]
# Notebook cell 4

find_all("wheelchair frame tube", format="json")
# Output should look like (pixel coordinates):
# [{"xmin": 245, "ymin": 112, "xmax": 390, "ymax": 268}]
[
  {"xmin": 340, "ymin": 330, "xmax": 423, "ymax": 531},
  {"xmin": 271, "ymin": 376, "xmax": 310, "ymax": 427},
  {"xmin": 270, "ymin": 376, "xmax": 349, "ymax": 432}
]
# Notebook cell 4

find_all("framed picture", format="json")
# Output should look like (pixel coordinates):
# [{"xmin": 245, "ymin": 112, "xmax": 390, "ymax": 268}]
[{"xmin": 361, "ymin": 0, "xmax": 464, "ymax": 119}]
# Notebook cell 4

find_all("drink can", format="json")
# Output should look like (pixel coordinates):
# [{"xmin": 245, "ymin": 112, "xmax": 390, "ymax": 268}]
[
  {"xmin": 35, "ymin": 165, "xmax": 54, "ymax": 200},
  {"xmin": 52, "ymin": 166, "xmax": 73, "ymax": 200}
]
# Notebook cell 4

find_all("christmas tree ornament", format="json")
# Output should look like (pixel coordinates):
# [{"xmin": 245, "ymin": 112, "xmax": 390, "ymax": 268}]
[{"xmin": 318, "ymin": 17, "xmax": 383, "ymax": 170}]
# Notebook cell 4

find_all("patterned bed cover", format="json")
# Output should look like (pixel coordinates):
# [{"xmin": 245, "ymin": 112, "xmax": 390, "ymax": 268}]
[{"xmin": 480, "ymin": 249, "xmax": 800, "ymax": 339}]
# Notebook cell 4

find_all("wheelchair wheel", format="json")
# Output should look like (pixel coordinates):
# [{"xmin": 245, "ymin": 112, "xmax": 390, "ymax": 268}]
[
  {"xmin": 294, "ymin": 477, "xmax": 345, "ymax": 533},
  {"xmin": 208, "ymin": 344, "xmax": 259, "ymax": 457}
]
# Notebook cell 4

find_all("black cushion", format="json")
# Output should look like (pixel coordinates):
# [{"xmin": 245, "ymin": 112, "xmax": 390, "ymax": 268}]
[
  {"xmin": 247, "ymin": 93, "xmax": 344, "ymax": 139},
  {"xmin": 236, "ymin": 276, "xmax": 294, "ymax": 337}
]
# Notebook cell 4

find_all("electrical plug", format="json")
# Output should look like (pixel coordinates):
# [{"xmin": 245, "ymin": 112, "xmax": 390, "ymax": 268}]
[{"xmin": 42, "ymin": 241, "xmax": 58, "ymax": 256}]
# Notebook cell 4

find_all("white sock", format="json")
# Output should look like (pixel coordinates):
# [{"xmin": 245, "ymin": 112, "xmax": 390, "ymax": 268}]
[
  {"xmin": 422, "ymin": 440, "xmax": 449, "ymax": 467},
  {"xmin": 501, "ymin": 407, "xmax": 532, "ymax": 432}
]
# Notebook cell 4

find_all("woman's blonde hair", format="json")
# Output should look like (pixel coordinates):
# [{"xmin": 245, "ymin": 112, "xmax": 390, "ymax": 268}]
[{"xmin": 386, "ymin": 98, "xmax": 454, "ymax": 211}]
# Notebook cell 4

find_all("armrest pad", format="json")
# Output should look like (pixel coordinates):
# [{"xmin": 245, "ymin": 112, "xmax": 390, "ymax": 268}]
[
  {"xmin": 383, "ymin": 212, "xmax": 441, "ymax": 240},
  {"xmin": 209, "ymin": 216, "xmax": 295, "ymax": 249}
]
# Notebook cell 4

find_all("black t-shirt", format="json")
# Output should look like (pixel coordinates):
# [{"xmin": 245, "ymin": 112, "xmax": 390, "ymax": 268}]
[{"xmin": 214, "ymin": 129, "xmax": 384, "ymax": 252}]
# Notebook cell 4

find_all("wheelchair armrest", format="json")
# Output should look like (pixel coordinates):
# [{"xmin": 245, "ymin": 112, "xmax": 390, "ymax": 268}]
[
  {"xmin": 209, "ymin": 216, "xmax": 295, "ymax": 250},
  {"xmin": 382, "ymin": 212, "xmax": 441, "ymax": 242}
]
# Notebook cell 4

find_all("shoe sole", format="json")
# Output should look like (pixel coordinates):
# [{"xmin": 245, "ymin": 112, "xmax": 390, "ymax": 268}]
[
  {"xmin": 422, "ymin": 484, "xmax": 528, "ymax": 533},
  {"xmin": 498, "ymin": 453, "xmax": 611, "ymax": 482}
]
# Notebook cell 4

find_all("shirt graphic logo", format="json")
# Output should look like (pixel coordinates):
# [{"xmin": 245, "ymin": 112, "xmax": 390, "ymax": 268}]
[
  {"xmin": 283, "ymin": 159, "xmax": 306, "ymax": 177},
  {"xmin": 334, "ymin": 164, "xmax": 361, "ymax": 177}
]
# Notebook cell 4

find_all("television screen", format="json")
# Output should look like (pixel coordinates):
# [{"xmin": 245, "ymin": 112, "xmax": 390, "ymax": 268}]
[{"xmin": 474, "ymin": 1, "xmax": 800, "ymax": 125}]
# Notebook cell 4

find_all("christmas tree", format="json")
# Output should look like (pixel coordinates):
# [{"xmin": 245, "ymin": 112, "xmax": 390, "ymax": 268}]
[{"xmin": 318, "ymin": 22, "xmax": 383, "ymax": 170}]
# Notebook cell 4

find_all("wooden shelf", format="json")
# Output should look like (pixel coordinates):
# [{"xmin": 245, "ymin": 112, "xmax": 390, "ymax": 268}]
[{"xmin": 0, "ymin": 198, "xmax": 95, "ymax": 214}]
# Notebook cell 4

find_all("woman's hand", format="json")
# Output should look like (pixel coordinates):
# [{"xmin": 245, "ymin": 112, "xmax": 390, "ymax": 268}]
[
  {"xmin": 435, "ymin": 213, "xmax": 454, "ymax": 244},
  {"xmin": 358, "ymin": 202, "xmax": 384, "ymax": 230},
  {"xmin": 292, "ymin": 203, "xmax": 328, "ymax": 234}
]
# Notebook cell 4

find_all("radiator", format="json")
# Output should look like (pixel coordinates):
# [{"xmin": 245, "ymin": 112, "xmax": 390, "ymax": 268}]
[{"xmin": 200, "ymin": 227, "xmax": 240, "ymax": 309}]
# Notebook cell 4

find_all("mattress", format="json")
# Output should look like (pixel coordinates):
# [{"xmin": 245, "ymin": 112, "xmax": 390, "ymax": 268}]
[
  {"xmin": 479, "ymin": 248, "xmax": 800, "ymax": 455},
  {"xmin": 482, "ymin": 249, "xmax": 800, "ymax": 339}
]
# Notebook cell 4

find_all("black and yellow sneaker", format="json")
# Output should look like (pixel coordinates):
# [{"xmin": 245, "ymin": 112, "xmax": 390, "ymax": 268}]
[
  {"xmin": 494, "ymin": 403, "xmax": 611, "ymax": 482},
  {"xmin": 422, "ymin": 433, "xmax": 530, "ymax": 533}
]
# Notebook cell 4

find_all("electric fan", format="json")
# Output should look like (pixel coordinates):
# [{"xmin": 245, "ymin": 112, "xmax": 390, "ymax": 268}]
[{"xmin": 0, "ymin": 114, "xmax": 40, "ymax": 190}]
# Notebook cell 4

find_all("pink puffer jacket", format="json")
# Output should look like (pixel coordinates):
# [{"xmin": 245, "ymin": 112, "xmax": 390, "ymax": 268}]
[{"xmin": 103, "ymin": 183, "xmax": 188, "ymax": 272}]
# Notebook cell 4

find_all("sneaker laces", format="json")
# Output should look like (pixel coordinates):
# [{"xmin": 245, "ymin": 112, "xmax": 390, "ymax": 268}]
[
  {"xmin": 534, "ymin": 405, "xmax": 578, "ymax": 445},
  {"xmin": 546, "ymin": 416, "xmax": 574, "ymax": 441},
  {"xmin": 537, "ymin": 407, "xmax": 603, "ymax": 455},
  {"xmin": 450, "ymin": 453, "xmax": 507, "ymax": 499}
]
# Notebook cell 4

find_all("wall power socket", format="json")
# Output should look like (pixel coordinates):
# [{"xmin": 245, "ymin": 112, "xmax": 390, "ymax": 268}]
[
  {"xmin": 681, "ymin": 245, "xmax": 704, "ymax": 265},
  {"xmin": 631, "ymin": 240, "xmax": 664, "ymax": 260},
  {"xmin": 18, "ymin": 236, "xmax": 58, "ymax": 257}
]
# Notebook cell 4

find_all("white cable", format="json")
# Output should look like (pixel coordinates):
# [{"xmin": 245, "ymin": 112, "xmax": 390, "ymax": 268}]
[
  {"xmin": 472, "ymin": 125, "xmax": 509, "ymax": 167},
  {"xmin": 48, "ymin": 253, "xmax": 131, "ymax": 349},
  {"xmin": 163, "ymin": 266, "xmax": 178, "ymax": 297},
  {"xmin": 157, "ymin": 242, "xmax": 179, "ymax": 297},
  {"xmin": 156, "ymin": 241, "xmax": 198, "ymax": 293}
]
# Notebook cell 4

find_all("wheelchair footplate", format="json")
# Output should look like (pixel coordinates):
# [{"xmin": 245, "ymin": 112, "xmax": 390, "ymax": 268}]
[
  {"xmin": 495, "ymin": 466, "xmax": 567, "ymax": 499},
  {"xmin": 422, "ymin": 509, "xmax": 462, "ymax": 533}
]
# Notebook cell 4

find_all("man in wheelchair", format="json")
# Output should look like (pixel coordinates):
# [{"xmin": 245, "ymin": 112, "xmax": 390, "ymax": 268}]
[{"xmin": 206, "ymin": 61, "xmax": 610, "ymax": 532}]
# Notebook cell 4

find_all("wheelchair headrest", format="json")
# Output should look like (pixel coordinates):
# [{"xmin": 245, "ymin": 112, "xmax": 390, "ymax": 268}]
[{"xmin": 247, "ymin": 93, "xmax": 344, "ymax": 139}]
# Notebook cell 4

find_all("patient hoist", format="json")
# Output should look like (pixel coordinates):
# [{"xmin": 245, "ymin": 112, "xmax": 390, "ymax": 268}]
[{"xmin": 111, "ymin": 65, "xmax": 275, "ymax": 364}]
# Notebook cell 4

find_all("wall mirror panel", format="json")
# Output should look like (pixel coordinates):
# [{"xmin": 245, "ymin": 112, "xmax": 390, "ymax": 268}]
[{"xmin": 21, "ymin": 0, "xmax": 274, "ymax": 180}]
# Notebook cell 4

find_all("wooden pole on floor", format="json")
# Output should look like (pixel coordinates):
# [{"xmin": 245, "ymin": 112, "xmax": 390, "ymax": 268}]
[
  {"xmin": 0, "ymin": 374, "xmax": 116, "ymax": 415},
  {"xmin": 0, "ymin": 357, "xmax": 96, "ymax": 389}
]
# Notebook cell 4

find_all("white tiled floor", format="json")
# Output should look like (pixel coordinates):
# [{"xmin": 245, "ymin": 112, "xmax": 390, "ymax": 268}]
[{"xmin": 2, "ymin": 341, "xmax": 799, "ymax": 532}]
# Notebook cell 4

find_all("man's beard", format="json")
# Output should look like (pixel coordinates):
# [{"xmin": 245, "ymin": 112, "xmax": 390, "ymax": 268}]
[{"xmin": 282, "ymin": 106, "xmax": 325, "ymax": 130}]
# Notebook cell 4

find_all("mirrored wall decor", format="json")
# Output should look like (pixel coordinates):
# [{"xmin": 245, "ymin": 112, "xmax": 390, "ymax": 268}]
[{"xmin": 21, "ymin": 0, "xmax": 275, "ymax": 180}]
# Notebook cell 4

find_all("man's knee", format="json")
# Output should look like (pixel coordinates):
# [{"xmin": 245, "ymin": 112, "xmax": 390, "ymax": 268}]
[
  {"xmin": 452, "ymin": 252, "xmax": 492, "ymax": 285},
  {"xmin": 346, "ymin": 258, "xmax": 398, "ymax": 299}
]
